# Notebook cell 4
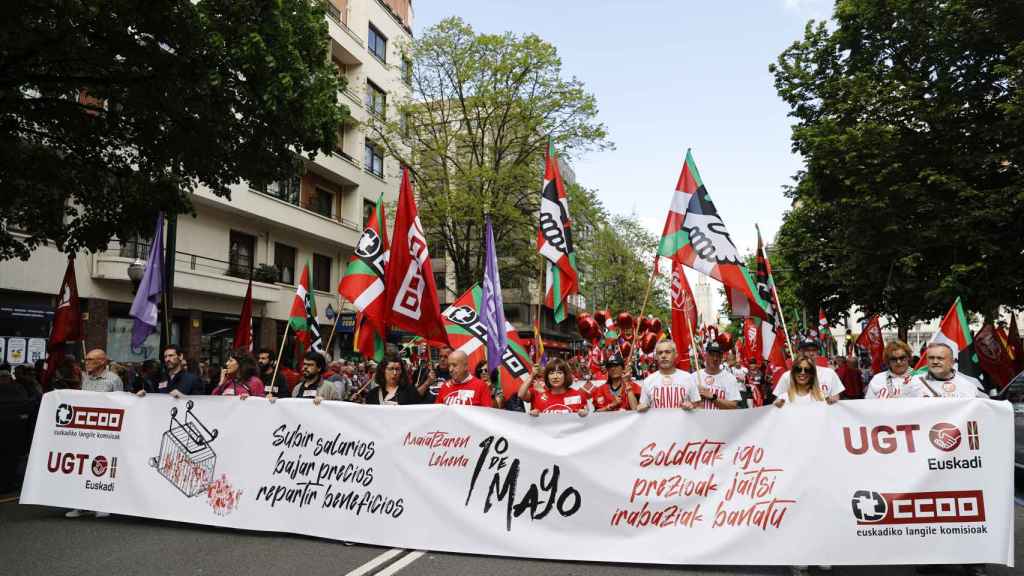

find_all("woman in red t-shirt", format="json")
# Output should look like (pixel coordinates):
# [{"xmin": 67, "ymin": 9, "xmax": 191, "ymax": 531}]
[
  {"xmin": 517, "ymin": 358, "xmax": 588, "ymax": 417},
  {"xmin": 211, "ymin": 351, "xmax": 264, "ymax": 399},
  {"xmin": 589, "ymin": 353, "xmax": 641, "ymax": 411}
]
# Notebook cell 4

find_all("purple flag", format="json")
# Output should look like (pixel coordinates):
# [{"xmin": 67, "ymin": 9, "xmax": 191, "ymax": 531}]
[
  {"xmin": 130, "ymin": 213, "xmax": 164, "ymax": 349},
  {"xmin": 480, "ymin": 216, "xmax": 508, "ymax": 374}
]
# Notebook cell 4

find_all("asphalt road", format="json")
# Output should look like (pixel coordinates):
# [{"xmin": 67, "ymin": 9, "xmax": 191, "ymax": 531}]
[{"xmin": 1, "ymin": 494, "xmax": 1020, "ymax": 576}]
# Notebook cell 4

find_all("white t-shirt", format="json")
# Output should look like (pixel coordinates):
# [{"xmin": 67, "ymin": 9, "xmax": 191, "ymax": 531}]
[
  {"xmin": 639, "ymin": 370, "xmax": 700, "ymax": 410},
  {"xmin": 779, "ymin": 389, "xmax": 825, "ymax": 406},
  {"xmin": 865, "ymin": 371, "xmax": 915, "ymax": 399},
  {"xmin": 909, "ymin": 372, "xmax": 985, "ymax": 399},
  {"xmin": 773, "ymin": 366, "xmax": 845, "ymax": 399},
  {"xmin": 692, "ymin": 369, "xmax": 742, "ymax": 410}
]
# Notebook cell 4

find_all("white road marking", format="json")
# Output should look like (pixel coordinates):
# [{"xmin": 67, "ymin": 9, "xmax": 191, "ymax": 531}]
[
  {"xmin": 343, "ymin": 548, "xmax": 408, "ymax": 576},
  {"xmin": 374, "ymin": 550, "xmax": 426, "ymax": 576}
]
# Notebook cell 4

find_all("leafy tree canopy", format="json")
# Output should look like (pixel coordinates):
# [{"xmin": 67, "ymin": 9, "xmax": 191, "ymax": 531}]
[
  {"xmin": 1, "ymin": 0, "xmax": 348, "ymax": 260},
  {"xmin": 770, "ymin": 0, "xmax": 1024, "ymax": 328}
]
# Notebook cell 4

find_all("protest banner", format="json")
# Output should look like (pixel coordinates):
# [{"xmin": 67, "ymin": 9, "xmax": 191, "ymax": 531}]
[{"xmin": 22, "ymin": 391, "xmax": 1014, "ymax": 566}]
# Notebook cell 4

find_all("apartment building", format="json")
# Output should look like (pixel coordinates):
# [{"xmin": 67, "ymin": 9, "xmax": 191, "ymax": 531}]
[{"xmin": 0, "ymin": 0, "xmax": 414, "ymax": 367}]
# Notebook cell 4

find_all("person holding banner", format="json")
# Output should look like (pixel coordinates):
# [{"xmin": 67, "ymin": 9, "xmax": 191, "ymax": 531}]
[
  {"xmin": 210, "ymin": 352, "xmax": 264, "ymax": 399},
  {"xmin": 434, "ymin": 350, "xmax": 493, "ymax": 407},
  {"xmin": 365, "ymin": 356, "xmax": 422, "ymax": 406},
  {"xmin": 772, "ymin": 338, "xmax": 844, "ymax": 404},
  {"xmin": 911, "ymin": 342, "xmax": 986, "ymax": 399},
  {"xmin": 694, "ymin": 341, "xmax": 741, "ymax": 410},
  {"xmin": 636, "ymin": 340, "xmax": 698, "ymax": 412},
  {"xmin": 864, "ymin": 340, "xmax": 915, "ymax": 399},
  {"xmin": 773, "ymin": 357, "xmax": 826, "ymax": 407},
  {"xmin": 588, "ymin": 353, "xmax": 640, "ymax": 411},
  {"xmin": 518, "ymin": 358, "xmax": 588, "ymax": 416}
]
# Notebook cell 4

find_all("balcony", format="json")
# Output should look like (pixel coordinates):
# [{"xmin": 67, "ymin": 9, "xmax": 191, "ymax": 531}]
[{"xmin": 92, "ymin": 241, "xmax": 281, "ymax": 302}]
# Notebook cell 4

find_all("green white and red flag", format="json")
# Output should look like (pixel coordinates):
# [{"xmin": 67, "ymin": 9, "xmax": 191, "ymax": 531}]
[
  {"xmin": 912, "ymin": 297, "xmax": 979, "ymax": 377},
  {"xmin": 441, "ymin": 285, "xmax": 533, "ymax": 401},
  {"xmin": 537, "ymin": 141, "xmax": 578, "ymax": 324},
  {"xmin": 340, "ymin": 192, "xmax": 389, "ymax": 361},
  {"xmin": 656, "ymin": 150, "xmax": 771, "ymax": 319},
  {"xmin": 289, "ymin": 262, "xmax": 323, "ymax": 355}
]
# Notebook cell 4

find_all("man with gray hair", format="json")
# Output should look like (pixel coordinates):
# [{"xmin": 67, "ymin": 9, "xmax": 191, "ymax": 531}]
[
  {"xmin": 911, "ymin": 342, "xmax": 985, "ymax": 398},
  {"xmin": 82, "ymin": 349, "xmax": 124, "ymax": 393}
]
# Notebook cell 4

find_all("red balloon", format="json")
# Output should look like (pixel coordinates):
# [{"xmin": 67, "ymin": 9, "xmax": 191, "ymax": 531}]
[
  {"xmin": 594, "ymin": 309, "xmax": 610, "ymax": 329},
  {"xmin": 650, "ymin": 317, "xmax": 663, "ymax": 335},
  {"xmin": 637, "ymin": 316, "xmax": 652, "ymax": 334},
  {"xmin": 717, "ymin": 332, "xmax": 735, "ymax": 351},
  {"xmin": 577, "ymin": 312, "xmax": 592, "ymax": 333},
  {"xmin": 616, "ymin": 312, "xmax": 634, "ymax": 331},
  {"xmin": 640, "ymin": 332, "xmax": 658, "ymax": 353},
  {"xmin": 619, "ymin": 341, "xmax": 633, "ymax": 359}
]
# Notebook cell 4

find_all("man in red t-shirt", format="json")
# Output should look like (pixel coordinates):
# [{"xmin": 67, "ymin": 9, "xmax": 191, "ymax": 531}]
[{"xmin": 434, "ymin": 350, "xmax": 493, "ymax": 407}]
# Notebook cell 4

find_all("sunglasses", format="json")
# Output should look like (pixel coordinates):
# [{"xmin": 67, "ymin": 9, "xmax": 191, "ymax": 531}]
[
  {"xmin": 792, "ymin": 366, "xmax": 814, "ymax": 375},
  {"xmin": 888, "ymin": 355, "xmax": 908, "ymax": 363}
]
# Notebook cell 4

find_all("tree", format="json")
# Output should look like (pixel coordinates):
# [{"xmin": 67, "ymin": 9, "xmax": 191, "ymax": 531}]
[
  {"xmin": 1, "ymin": 0, "xmax": 348, "ymax": 260},
  {"xmin": 369, "ymin": 17, "xmax": 611, "ymax": 293},
  {"xmin": 770, "ymin": 0, "xmax": 1024, "ymax": 331}
]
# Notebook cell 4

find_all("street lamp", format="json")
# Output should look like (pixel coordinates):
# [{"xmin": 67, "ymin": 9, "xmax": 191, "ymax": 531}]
[{"xmin": 127, "ymin": 258, "xmax": 146, "ymax": 293}]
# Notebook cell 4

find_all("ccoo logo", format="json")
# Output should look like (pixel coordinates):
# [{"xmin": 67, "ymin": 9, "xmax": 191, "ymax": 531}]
[{"xmin": 851, "ymin": 490, "xmax": 888, "ymax": 523}]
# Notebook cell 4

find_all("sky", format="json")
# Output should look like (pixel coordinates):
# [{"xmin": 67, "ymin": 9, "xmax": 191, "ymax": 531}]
[{"xmin": 412, "ymin": 0, "xmax": 836, "ymax": 315}]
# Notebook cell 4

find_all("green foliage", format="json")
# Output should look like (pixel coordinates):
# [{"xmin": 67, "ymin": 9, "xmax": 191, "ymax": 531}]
[
  {"xmin": 1, "ymin": 0, "xmax": 348, "ymax": 260},
  {"xmin": 770, "ymin": 0, "xmax": 1024, "ymax": 328},
  {"xmin": 368, "ymin": 17, "xmax": 611, "ymax": 292}
]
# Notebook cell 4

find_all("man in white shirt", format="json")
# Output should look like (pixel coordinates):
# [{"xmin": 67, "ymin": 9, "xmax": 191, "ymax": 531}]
[
  {"xmin": 636, "ymin": 340, "xmax": 698, "ymax": 412},
  {"xmin": 773, "ymin": 338, "xmax": 844, "ymax": 404},
  {"xmin": 694, "ymin": 341, "xmax": 741, "ymax": 410},
  {"xmin": 911, "ymin": 342, "xmax": 985, "ymax": 399}
]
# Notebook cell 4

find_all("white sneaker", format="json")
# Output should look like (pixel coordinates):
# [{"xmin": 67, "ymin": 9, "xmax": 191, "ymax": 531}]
[
  {"xmin": 94, "ymin": 512, "xmax": 110, "ymax": 518},
  {"xmin": 65, "ymin": 509, "xmax": 91, "ymax": 518}
]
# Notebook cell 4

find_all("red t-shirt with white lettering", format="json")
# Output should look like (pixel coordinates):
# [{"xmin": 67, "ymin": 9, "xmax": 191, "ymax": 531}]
[
  {"xmin": 434, "ymin": 376, "xmax": 493, "ymax": 407},
  {"xmin": 526, "ymin": 387, "xmax": 588, "ymax": 413}
]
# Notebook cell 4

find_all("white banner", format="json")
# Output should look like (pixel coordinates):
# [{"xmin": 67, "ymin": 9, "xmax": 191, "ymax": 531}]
[{"xmin": 22, "ymin": 391, "xmax": 1015, "ymax": 566}]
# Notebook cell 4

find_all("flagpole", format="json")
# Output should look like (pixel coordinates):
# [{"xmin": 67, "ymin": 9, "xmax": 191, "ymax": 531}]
[
  {"xmin": 756, "ymin": 223, "xmax": 795, "ymax": 359},
  {"xmin": 270, "ymin": 321, "xmax": 291, "ymax": 394},
  {"xmin": 535, "ymin": 255, "xmax": 546, "ymax": 365},
  {"xmin": 626, "ymin": 257, "xmax": 659, "ymax": 368},
  {"xmin": 679, "ymin": 288, "xmax": 702, "ymax": 373},
  {"xmin": 324, "ymin": 298, "xmax": 340, "ymax": 356}
]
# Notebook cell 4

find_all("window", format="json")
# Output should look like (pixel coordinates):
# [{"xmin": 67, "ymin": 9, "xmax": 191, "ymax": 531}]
[
  {"xmin": 253, "ymin": 175, "xmax": 300, "ymax": 206},
  {"xmin": 311, "ymin": 187, "xmax": 334, "ymax": 218},
  {"xmin": 364, "ymin": 140, "xmax": 384, "ymax": 177},
  {"xmin": 313, "ymin": 254, "xmax": 332, "ymax": 293},
  {"xmin": 362, "ymin": 199, "xmax": 376, "ymax": 225},
  {"xmin": 366, "ymin": 81, "xmax": 386, "ymax": 119},
  {"xmin": 274, "ymin": 243, "xmax": 296, "ymax": 285},
  {"xmin": 118, "ymin": 233, "xmax": 150, "ymax": 259},
  {"xmin": 368, "ymin": 24, "xmax": 387, "ymax": 62},
  {"xmin": 401, "ymin": 57, "xmax": 412, "ymax": 85},
  {"xmin": 399, "ymin": 110, "xmax": 409, "ymax": 137},
  {"xmin": 228, "ymin": 231, "xmax": 255, "ymax": 278}
]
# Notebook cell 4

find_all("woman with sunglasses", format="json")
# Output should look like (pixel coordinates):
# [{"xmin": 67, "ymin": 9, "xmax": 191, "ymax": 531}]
[
  {"xmin": 773, "ymin": 357, "xmax": 825, "ymax": 407},
  {"xmin": 864, "ymin": 340, "xmax": 915, "ymax": 399}
]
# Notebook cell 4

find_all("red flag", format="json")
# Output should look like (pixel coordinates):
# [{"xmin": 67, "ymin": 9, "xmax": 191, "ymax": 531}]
[
  {"xmin": 383, "ymin": 168, "xmax": 450, "ymax": 347},
  {"xmin": 671, "ymin": 262, "xmax": 698, "ymax": 370},
  {"xmin": 855, "ymin": 315, "xmax": 884, "ymax": 374},
  {"xmin": 762, "ymin": 322, "xmax": 789, "ymax": 385},
  {"xmin": 741, "ymin": 317, "xmax": 761, "ymax": 364},
  {"xmin": 42, "ymin": 257, "xmax": 83, "ymax": 389},
  {"xmin": 974, "ymin": 323, "xmax": 1016, "ymax": 392},
  {"xmin": 233, "ymin": 276, "xmax": 254, "ymax": 352},
  {"xmin": 1008, "ymin": 315, "xmax": 1024, "ymax": 373}
]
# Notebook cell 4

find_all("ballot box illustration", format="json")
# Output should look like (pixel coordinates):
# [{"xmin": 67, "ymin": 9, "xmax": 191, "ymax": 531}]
[{"xmin": 150, "ymin": 400, "xmax": 219, "ymax": 497}]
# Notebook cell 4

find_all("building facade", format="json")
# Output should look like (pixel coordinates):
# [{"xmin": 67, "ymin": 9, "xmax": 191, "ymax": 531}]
[{"xmin": 0, "ymin": 0, "xmax": 414, "ymax": 368}]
